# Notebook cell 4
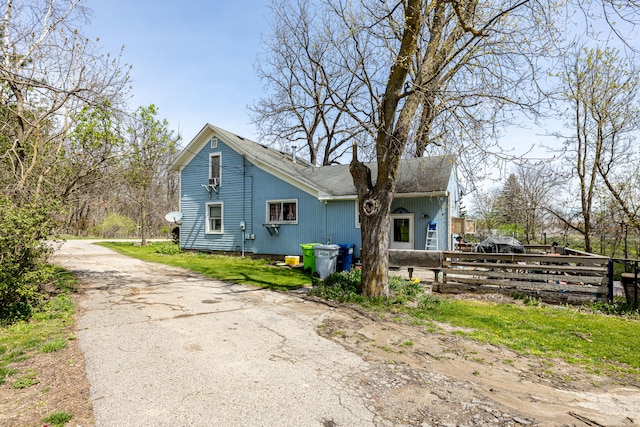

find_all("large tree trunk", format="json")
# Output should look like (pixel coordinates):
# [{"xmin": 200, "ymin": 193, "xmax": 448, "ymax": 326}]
[
  {"xmin": 351, "ymin": 154, "xmax": 394, "ymax": 297},
  {"xmin": 350, "ymin": 0, "xmax": 424, "ymax": 297}
]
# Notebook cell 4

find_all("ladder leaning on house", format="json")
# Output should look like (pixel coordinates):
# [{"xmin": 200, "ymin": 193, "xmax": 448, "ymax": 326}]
[{"xmin": 425, "ymin": 222, "xmax": 438, "ymax": 251}]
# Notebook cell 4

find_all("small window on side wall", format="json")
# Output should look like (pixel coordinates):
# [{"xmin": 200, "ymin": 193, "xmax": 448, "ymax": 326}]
[
  {"xmin": 267, "ymin": 199, "xmax": 297, "ymax": 224},
  {"xmin": 206, "ymin": 202, "xmax": 223, "ymax": 234}
]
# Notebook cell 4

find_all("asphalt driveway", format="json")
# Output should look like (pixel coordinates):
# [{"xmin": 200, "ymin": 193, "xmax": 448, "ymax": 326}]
[{"xmin": 52, "ymin": 240, "xmax": 376, "ymax": 426}]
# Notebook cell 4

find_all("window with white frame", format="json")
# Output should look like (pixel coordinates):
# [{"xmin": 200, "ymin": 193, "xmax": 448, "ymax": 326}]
[
  {"xmin": 267, "ymin": 199, "xmax": 298, "ymax": 224},
  {"xmin": 206, "ymin": 202, "xmax": 223, "ymax": 233},
  {"xmin": 355, "ymin": 200, "xmax": 361, "ymax": 228},
  {"xmin": 209, "ymin": 153, "xmax": 221, "ymax": 186}
]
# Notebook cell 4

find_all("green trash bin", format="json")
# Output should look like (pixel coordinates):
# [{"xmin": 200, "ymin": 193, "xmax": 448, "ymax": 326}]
[{"xmin": 300, "ymin": 243, "xmax": 321, "ymax": 274}]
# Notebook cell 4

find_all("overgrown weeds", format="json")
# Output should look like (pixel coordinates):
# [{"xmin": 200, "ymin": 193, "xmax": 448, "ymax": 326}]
[
  {"xmin": 154, "ymin": 242, "xmax": 182, "ymax": 255},
  {"xmin": 42, "ymin": 411, "xmax": 73, "ymax": 426}
]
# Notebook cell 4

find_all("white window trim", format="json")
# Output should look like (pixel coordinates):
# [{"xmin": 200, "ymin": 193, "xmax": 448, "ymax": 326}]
[
  {"xmin": 209, "ymin": 153, "xmax": 222, "ymax": 185},
  {"xmin": 210, "ymin": 136, "xmax": 218, "ymax": 148},
  {"xmin": 355, "ymin": 200, "xmax": 361, "ymax": 229},
  {"xmin": 266, "ymin": 199, "xmax": 298, "ymax": 224},
  {"xmin": 206, "ymin": 202, "xmax": 224, "ymax": 234}
]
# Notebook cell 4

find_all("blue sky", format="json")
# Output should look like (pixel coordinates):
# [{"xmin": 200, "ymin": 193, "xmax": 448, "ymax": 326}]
[
  {"xmin": 83, "ymin": 1, "xmax": 633, "ymax": 166},
  {"xmin": 84, "ymin": 0, "xmax": 564, "ymax": 163},
  {"xmin": 86, "ymin": 0, "xmax": 268, "ymax": 144}
]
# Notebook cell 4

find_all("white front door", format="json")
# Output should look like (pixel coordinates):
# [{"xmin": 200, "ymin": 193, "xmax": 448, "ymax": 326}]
[{"xmin": 390, "ymin": 213, "xmax": 414, "ymax": 250}]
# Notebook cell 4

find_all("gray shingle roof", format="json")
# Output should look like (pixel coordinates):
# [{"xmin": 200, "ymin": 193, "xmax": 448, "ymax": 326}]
[{"xmin": 170, "ymin": 124, "xmax": 455, "ymax": 199}]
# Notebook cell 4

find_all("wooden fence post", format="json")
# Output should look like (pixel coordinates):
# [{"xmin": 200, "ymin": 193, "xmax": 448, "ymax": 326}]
[{"xmin": 607, "ymin": 259, "xmax": 614, "ymax": 302}]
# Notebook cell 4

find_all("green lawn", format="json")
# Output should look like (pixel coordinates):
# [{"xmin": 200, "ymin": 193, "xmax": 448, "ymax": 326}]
[{"xmin": 411, "ymin": 297, "xmax": 640, "ymax": 377}]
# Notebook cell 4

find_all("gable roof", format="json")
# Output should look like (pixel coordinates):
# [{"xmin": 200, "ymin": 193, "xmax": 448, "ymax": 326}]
[{"xmin": 170, "ymin": 123, "xmax": 456, "ymax": 200}]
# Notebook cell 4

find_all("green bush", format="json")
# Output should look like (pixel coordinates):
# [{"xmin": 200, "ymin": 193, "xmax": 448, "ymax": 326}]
[
  {"xmin": 0, "ymin": 195, "xmax": 58, "ymax": 323},
  {"xmin": 310, "ymin": 268, "xmax": 363, "ymax": 302},
  {"xmin": 154, "ymin": 242, "xmax": 181, "ymax": 255},
  {"xmin": 91, "ymin": 213, "xmax": 135, "ymax": 238}
]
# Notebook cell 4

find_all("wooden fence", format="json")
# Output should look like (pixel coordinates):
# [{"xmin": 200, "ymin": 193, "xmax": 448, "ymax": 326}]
[{"xmin": 435, "ymin": 247, "xmax": 611, "ymax": 305}]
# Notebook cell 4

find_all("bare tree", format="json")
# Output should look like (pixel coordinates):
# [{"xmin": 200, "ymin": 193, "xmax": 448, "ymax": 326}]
[
  {"xmin": 251, "ymin": 0, "xmax": 364, "ymax": 165},
  {"xmin": 513, "ymin": 163, "xmax": 563, "ymax": 244},
  {"xmin": 470, "ymin": 186, "xmax": 501, "ymax": 237},
  {"xmin": 340, "ymin": 0, "xmax": 554, "ymax": 296},
  {"xmin": 552, "ymin": 46, "xmax": 640, "ymax": 252}
]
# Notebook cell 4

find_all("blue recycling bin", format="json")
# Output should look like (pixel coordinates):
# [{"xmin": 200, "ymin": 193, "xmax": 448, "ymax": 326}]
[{"xmin": 337, "ymin": 243, "xmax": 355, "ymax": 272}]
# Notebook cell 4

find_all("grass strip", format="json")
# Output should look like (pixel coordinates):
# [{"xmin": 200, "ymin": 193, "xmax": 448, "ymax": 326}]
[
  {"xmin": 98, "ymin": 241, "xmax": 312, "ymax": 291},
  {"xmin": 412, "ymin": 297, "xmax": 640, "ymax": 377}
]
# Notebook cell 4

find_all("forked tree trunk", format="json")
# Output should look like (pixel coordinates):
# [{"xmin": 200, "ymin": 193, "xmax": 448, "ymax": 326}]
[{"xmin": 350, "ymin": 0, "xmax": 424, "ymax": 297}]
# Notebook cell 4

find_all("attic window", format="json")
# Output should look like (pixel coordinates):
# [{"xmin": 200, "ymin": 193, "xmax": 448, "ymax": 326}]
[{"xmin": 210, "ymin": 137, "xmax": 218, "ymax": 148}]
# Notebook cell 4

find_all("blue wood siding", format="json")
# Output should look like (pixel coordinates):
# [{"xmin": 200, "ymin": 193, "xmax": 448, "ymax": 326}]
[
  {"xmin": 251, "ymin": 166, "xmax": 329, "ymax": 256},
  {"xmin": 391, "ymin": 196, "xmax": 449, "ymax": 250},
  {"xmin": 179, "ymin": 132, "xmax": 459, "ymax": 256},
  {"xmin": 324, "ymin": 200, "xmax": 362, "ymax": 256},
  {"xmin": 179, "ymin": 135, "xmax": 253, "ymax": 253}
]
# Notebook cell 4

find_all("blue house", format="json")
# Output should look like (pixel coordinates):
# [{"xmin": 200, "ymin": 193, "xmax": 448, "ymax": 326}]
[{"xmin": 169, "ymin": 124, "xmax": 463, "ymax": 259}]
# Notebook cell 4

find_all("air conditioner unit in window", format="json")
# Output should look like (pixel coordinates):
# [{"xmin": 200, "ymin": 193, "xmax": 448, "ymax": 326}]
[{"xmin": 209, "ymin": 177, "xmax": 219, "ymax": 186}]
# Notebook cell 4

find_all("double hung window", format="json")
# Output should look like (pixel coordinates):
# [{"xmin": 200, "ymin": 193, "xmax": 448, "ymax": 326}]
[{"xmin": 206, "ymin": 202, "xmax": 223, "ymax": 233}]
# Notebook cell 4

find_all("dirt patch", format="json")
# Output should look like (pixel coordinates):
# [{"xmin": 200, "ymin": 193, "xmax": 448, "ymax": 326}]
[
  {"xmin": 306, "ymin": 297, "xmax": 640, "ymax": 426},
  {"xmin": 0, "ymin": 300, "xmax": 94, "ymax": 427}
]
